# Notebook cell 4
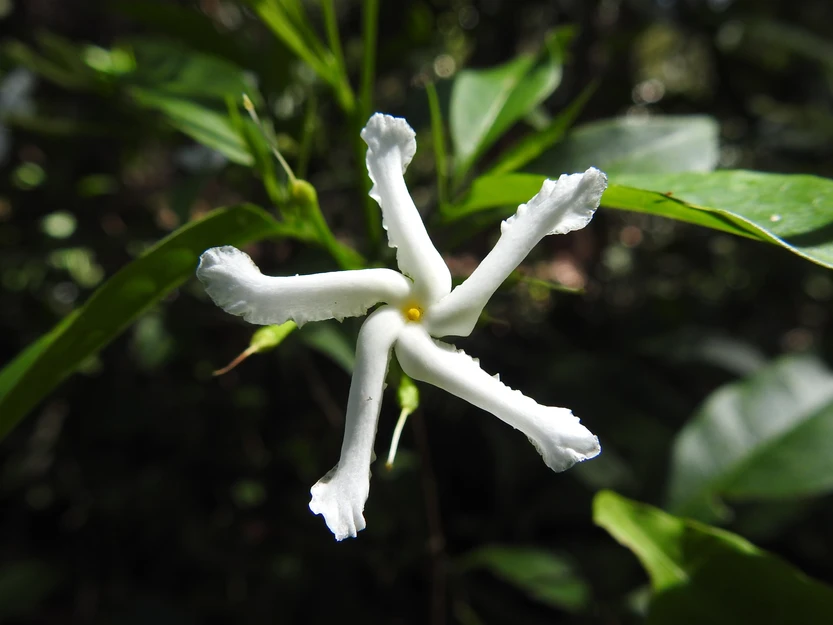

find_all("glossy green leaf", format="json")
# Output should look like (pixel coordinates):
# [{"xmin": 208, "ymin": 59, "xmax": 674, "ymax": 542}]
[
  {"xmin": 460, "ymin": 545, "xmax": 589, "ymax": 613},
  {"xmin": 452, "ymin": 170, "xmax": 833, "ymax": 269},
  {"xmin": 615, "ymin": 171, "xmax": 833, "ymax": 268},
  {"xmin": 666, "ymin": 355, "xmax": 833, "ymax": 520},
  {"xmin": 526, "ymin": 115, "xmax": 719, "ymax": 175},
  {"xmin": 594, "ymin": 490, "xmax": 833, "ymax": 625},
  {"xmin": 130, "ymin": 87, "xmax": 253, "ymax": 165},
  {"xmin": 450, "ymin": 32, "xmax": 565, "ymax": 180},
  {"xmin": 0, "ymin": 204, "xmax": 295, "ymax": 440}
]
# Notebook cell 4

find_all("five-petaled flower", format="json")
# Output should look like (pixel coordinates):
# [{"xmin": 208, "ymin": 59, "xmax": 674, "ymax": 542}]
[{"xmin": 197, "ymin": 113, "xmax": 608, "ymax": 540}]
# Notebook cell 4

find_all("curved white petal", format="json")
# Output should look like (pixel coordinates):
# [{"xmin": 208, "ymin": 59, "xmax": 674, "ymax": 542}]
[
  {"xmin": 424, "ymin": 168, "xmax": 607, "ymax": 337},
  {"xmin": 197, "ymin": 246, "xmax": 412, "ymax": 326},
  {"xmin": 361, "ymin": 113, "xmax": 451, "ymax": 304},
  {"xmin": 309, "ymin": 306, "xmax": 405, "ymax": 540},
  {"xmin": 395, "ymin": 324, "xmax": 600, "ymax": 472}
]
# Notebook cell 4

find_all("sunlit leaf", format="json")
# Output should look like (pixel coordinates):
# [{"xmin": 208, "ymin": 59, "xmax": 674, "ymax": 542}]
[
  {"xmin": 667, "ymin": 355, "xmax": 833, "ymax": 520},
  {"xmin": 485, "ymin": 81, "xmax": 596, "ymax": 176},
  {"xmin": 451, "ymin": 170, "xmax": 833, "ymax": 269},
  {"xmin": 450, "ymin": 30, "xmax": 567, "ymax": 180},
  {"xmin": 0, "ymin": 204, "xmax": 298, "ymax": 440},
  {"xmin": 594, "ymin": 490, "xmax": 833, "ymax": 625},
  {"xmin": 526, "ymin": 115, "xmax": 719, "ymax": 175}
]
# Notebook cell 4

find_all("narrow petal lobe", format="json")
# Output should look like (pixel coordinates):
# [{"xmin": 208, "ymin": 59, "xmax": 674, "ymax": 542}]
[
  {"xmin": 395, "ymin": 324, "xmax": 600, "ymax": 471},
  {"xmin": 424, "ymin": 168, "xmax": 607, "ymax": 338},
  {"xmin": 197, "ymin": 246, "xmax": 412, "ymax": 326},
  {"xmin": 309, "ymin": 306, "xmax": 405, "ymax": 540},
  {"xmin": 362, "ymin": 113, "xmax": 451, "ymax": 304}
]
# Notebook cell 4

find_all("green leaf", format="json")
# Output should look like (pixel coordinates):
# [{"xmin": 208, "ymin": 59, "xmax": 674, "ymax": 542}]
[
  {"xmin": 125, "ymin": 37, "xmax": 255, "ymax": 102},
  {"xmin": 460, "ymin": 545, "xmax": 589, "ymax": 613},
  {"xmin": 485, "ymin": 80, "xmax": 596, "ymax": 176},
  {"xmin": 0, "ymin": 204, "xmax": 294, "ymax": 440},
  {"xmin": 244, "ymin": 0, "xmax": 346, "ymax": 106},
  {"xmin": 594, "ymin": 490, "xmax": 833, "ymax": 625},
  {"xmin": 526, "ymin": 115, "xmax": 719, "ymax": 176},
  {"xmin": 614, "ymin": 170, "xmax": 833, "ymax": 269},
  {"xmin": 666, "ymin": 355, "xmax": 833, "ymax": 521},
  {"xmin": 452, "ymin": 170, "xmax": 833, "ymax": 269},
  {"xmin": 130, "ymin": 87, "xmax": 253, "ymax": 165},
  {"xmin": 3, "ymin": 39, "xmax": 99, "ymax": 92},
  {"xmin": 298, "ymin": 321, "xmax": 356, "ymax": 373},
  {"xmin": 450, "ymin": 32, "xmax": 565, "ymax": 180}
]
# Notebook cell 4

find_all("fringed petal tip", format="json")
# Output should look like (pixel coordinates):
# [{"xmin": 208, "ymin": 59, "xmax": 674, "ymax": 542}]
[
  {"xmin": 502, "ymin": 167, "xmax": 608, "ymax": 237},
  {"xmin": 309, "ymin": 467, "xmax": 368, "ymax": 541},
  {"xmin": 361, "ymin": 113, "xmax": 417, "ymax": 173},
  {"xmin": 528, "ymin": 409, "xmax": 601, "ymax": 472},
  {"xmin": 196, "ymin": 245, "xmax": 266, "ymax": 322}
]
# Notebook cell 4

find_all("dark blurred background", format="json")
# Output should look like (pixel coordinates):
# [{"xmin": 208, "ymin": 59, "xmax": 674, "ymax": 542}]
[{"xmin": 1, "ymin": 0, "xmax": 833, "ymax": 623}]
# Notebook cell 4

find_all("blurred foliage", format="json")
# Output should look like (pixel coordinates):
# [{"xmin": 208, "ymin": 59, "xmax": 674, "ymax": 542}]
[{"xmin": 1, "ymin": 0, "xmax": 833, "ymax": 623}]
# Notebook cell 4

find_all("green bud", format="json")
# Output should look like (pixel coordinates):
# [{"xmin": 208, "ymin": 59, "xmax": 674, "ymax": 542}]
[
  {"xmin": 397, "ymin": 374, "xmax": 420, "ymax": 414},
  {"xmin": 250, "ymin": 321, "xmax": 298, "ymax": 352},
  {"xmin": 290, "ymin": 179, "xmax": 318, "ymax": 207}
]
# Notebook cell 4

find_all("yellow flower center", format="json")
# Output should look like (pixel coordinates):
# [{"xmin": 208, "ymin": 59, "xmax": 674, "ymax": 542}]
[{"xmin": 405, "ymin": 306, "xmax": 422, "ymax": 322}]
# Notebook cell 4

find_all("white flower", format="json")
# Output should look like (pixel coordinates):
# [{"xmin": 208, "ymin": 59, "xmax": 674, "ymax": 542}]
[{"xmin": 197, "ymin": 113, "xmax": 608, "ymax": 541}]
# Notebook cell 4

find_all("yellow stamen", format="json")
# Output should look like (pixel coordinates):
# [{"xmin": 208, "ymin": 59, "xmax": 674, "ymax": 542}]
[{"xmin": 405, "ymin": 307, "xmax": 422, "ymax": 322}]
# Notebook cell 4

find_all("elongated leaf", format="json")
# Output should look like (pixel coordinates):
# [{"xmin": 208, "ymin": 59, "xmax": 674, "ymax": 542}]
[
  {"xmin": 0, "ymin": 205, "xmax": 295, "ymax": 440},
  {"xmin": 450, "ymin": 32, "xmax": 565, "ymax": 179},
  {"xmin": 666, "ymin": 355, "xmax": 833, "ymax": 520},
  {"xmin": 244, "ymin": 0, "xmax": 334, "ymax": 86},
  {"xmin": 460, "ymin": 545, "xmax": 589, "ymax": 613},
  {"xmin": 451, "ymin": 170, "xmax": 833, "ymax": 269},
  {"xmin": 527, "ymin": 115, "xmax": 719, "ymax": 175},
  {"xmin": 615, "ymin": 171, "xmax": 833, "ymax": 268},
  {"xmin": 594, "ymin": 491, "xmax": 833, "ymax": 625},
  {"xmin": 130, "ymin": 87, "xmax": 253, "ymax": 165},
  {"xmin": 451, "ymin": 173, "xmax": 756, "ymax": 238},
  {"xmin": 126, "ymin": 37, "xmax": 254, "ymax": 102},
  {"xmin": 485, "ymin": 81, "xmax": 596, "ymax": 176}
]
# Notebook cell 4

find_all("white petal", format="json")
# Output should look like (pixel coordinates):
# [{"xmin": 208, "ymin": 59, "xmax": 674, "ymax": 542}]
[
  {"xmin": 361, "ymin": 113, "xmax": 451, "ymax": 304},
  {"xmin": 395, "ymin": 324, "xmax": 600, "ymax": 472},
  {"xmin": 309, "ymin": 306, "xmax": 405, "ymax": 540},
  {"xmin": 424, "ymin": 168, "xmax": 607, "ymax": 337},
  {"xmin": 197, "ymin": 246, "xmax": 412, "ymax": 326}
]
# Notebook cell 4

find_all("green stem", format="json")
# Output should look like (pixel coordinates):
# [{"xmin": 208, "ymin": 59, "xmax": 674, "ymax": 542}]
[
  {"xmin": 359, "ymin": 0, "xmax": 379, "ymax": 122},
  {"xmin": 425, "ymin": 81, "xmax": 449, "ymax": 213},
  {"xmin": 357, "ymin": 0, "xmax": 382, "ymax": 248},
  {"xmin": 320, "ymin": 0, "xmax": 355, "ymax": 113}
]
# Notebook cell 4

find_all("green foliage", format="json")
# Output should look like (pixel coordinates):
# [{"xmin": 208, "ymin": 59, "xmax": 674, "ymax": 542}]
[
  {"xmin": 526, "ymin": 115, "xmax": 719, "ymax": 175},
  {"xmin": 452, "ymin": 171, "xmax": 833, "ymax": 269},
  {"xmin": 0, "ymin": 205, "xmax": 293, "ymax": 438},
  {"xmin": 594, "ymin": 491, "xmax": 833, "ymax": 624},
  {"xmin": 460, "ymin": 546, "xmax": 589, "ymax": 613},
  {"xmin": 450, "ymin": 29, "xmax": 569, "ymax": 181},
  {"xmin": 3, "ymin": 1, "xmax": 833, "ymax": 621},
  {"xmin": 667, "ymin": 355, "xmax": 833, "ymax": 520}
]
